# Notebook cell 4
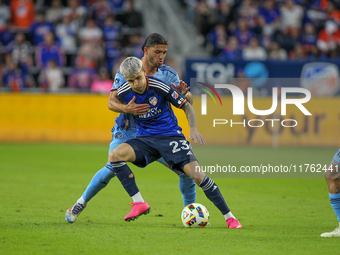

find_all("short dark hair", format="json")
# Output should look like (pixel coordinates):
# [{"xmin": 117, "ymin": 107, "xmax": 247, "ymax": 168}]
[{"xmin": 141, "ymin": 33, "xmax": 168, "ymax": 51}]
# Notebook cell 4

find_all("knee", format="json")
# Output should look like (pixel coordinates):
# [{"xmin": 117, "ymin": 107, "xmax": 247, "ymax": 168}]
[
  {"xmin": 182, "ymin": 161, "xmax": 206, "ymax": 185},
  {"xmin": 183, "ymin": 170, "xmax": 205, "ymax": 185},
  {"xmin": 179, "ymin": 171, "xmax": 202, "ymax": 185},
  {"xmin": 108, "ymin": 149, "xmax": 124, "ymax": 162},
  {"xmin": 192, "ymin": 177, "xmax": 204, "ymax": 185},
  {"xmin": 191, "ymin": 171, "xmax": 206, "ymax": 185}
]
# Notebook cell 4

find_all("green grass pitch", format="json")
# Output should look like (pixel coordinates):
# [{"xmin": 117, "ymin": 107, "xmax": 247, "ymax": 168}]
[{"xmin": 1, "ymin": 143, "xmax": 339, "ymax": 255}]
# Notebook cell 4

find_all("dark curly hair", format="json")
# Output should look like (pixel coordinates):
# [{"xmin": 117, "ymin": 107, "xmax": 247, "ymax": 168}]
[{"xmin": 141, "ymin": 33, "xmax": 168, "ymax": 51}]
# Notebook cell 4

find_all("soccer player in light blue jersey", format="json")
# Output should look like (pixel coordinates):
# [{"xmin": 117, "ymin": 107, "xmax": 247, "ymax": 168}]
[
  {"xmin": 321, "ymin": 149, "xmax": 340, "ymax": 237},
  {"xmin": 65, "ymin": 33, "xmax": 196, "ymax": 223}
]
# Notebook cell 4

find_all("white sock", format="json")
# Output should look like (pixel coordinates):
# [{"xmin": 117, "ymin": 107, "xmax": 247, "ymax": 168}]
[
  {"xmin": 132, "ymin": 192, "xmax": 144, "ymax": 203},
  {"xmin": 77, "ymin": 196, "xmax": 87, "ymax": 206},
  {"xmin": 224, "ymin": 212, "xmax": 235, "ymax": 221}
]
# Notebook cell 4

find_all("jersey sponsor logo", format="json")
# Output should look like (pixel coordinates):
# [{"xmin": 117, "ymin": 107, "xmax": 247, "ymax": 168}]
[
  {"xmin": 115, "ymin": 132, "xmax": 124, "ymax": 139},
  {"xmin": 149, "ymin": 96, "xmax": 158, "ymax": 106},
  {"xmin": 177, "ymin": 98, "xmax": 184, "ymax": 105},
  {"xmin": 172, "ymin": 91, "xmax": 179, "ymax": 99},
  {"xmin": 138, "ymin": 107, "xmax": 162, "ymax": 118}
]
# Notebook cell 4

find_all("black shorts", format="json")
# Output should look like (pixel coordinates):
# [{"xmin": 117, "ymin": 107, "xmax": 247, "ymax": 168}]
[{"xmin": 125, "ymin": 135, "xmax": 198, "ymax": 172}]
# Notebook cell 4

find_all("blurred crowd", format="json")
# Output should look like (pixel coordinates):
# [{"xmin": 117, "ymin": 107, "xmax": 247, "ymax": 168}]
[
  {"xmin": 0, "ymin": 0, "xmax": 143, "ymax": 92},
  {"xmin": 180, "ymin": 0, "xmax": 340, "ymax": 61},
  {"xmin": 2, "ymin": 0, "xmax": 340, "ymax": 92}
]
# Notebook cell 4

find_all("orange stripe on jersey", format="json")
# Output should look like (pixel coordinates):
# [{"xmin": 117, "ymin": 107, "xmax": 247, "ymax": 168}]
[
  {"xmin": 141, "ymin": 57, "xmax": 158, "ymax": 75},
  {"xmin": 146, "ymin": 69, "xmax": 157, "ymax": 76},
  {"xmin": 179, "ymin": 99, "xmax": 187, "ymax": 108}
]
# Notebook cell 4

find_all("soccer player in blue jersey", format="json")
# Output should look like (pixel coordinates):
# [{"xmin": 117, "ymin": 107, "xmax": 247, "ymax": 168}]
[
  {"xmin": 109, "ymin": 56, "xmax": 242, "ymax": 228},
  {"xmin": 321, "ymin": 149, "xmax": 340, "ymax": 237},
  {"xmin": 65, "ymin": 33, "xmax": 196, "ymax": 223}
]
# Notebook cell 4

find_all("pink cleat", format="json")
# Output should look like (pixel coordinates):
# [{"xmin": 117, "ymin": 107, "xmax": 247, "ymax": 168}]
[
  {"xmin": 124, "ymin": 202, "xmax": 151, "ymax": 222},
  {"xmin": 226, "ymin": 218, "xmax": 242, "ymax": 228}
]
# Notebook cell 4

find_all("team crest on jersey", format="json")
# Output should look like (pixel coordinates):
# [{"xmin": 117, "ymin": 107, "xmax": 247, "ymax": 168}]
[
  {"xmin": 172, "ymin": 91, "xmax": 179, "ymax": 99},
  {"xmin": 149, "ymin": 96, "xmax": 158, "ymax": 106},
  {"xmin": 115, "ymin": 132, "xmax": 124, "ymax": 139},
  {"xmin": 115, "ymin": 78, "xmax": 119, "ymax": 84}
]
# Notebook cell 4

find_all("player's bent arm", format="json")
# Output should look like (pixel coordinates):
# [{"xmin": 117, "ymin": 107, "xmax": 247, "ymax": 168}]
[
  {"xmin": 108, "ymin": 90, "xmax": 128, "ymax": 113},
  {"xmin": 108, "ymin": 91, "xmax": 150, "ymax": 114},
  {"xmin": 182, "ymin": 102, "xmax": 196, "ymax": 129},
  {"xmin": 182, "ymin": 103, "xmax": 205, "ymax": 145}
]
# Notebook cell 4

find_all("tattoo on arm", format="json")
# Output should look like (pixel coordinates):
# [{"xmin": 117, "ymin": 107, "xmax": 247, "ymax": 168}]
[
  {"xmin": 336, "ymin": 186, "xmax": 340, "ymax": 194},
  {"xmin": 183, "ymin": 103, "xmax": 196, "ymax": 129}
]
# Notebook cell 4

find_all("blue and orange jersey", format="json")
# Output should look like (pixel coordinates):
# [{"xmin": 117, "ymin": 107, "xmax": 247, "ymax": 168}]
[
  {"xmin": 111, "ymin": 64, "xmax": 180, "ymax": 131},
  {"xmin": 117, "ymin": 76, "xmax": 187, "ymax": 136}
]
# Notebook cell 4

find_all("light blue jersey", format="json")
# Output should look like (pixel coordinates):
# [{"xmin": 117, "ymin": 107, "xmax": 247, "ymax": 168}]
[
  {"xmin": 333, "ymin": 149, "xmax": 340, "ymax": 165},
  {"xmin": 111, "ymin": 64, "xmax": 180, "ymax": 90}
]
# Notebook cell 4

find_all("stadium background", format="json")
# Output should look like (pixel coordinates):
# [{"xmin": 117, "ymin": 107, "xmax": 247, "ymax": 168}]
[{"xmin": 1, "ymin": 0, "xmax": 340, "ymax": 146}]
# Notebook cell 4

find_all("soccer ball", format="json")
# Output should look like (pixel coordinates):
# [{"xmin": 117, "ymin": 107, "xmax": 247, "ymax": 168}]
[{"xmin": 181, "ymin": 203, "xmax": 209, "ymax": 228}]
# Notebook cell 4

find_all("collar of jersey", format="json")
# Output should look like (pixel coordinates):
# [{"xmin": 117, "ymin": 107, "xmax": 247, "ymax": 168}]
[
  {"xmin": 146, "ymin": 69, "xmax": 157, "ymax": 76},
  {"xmin": 141, "ymin": 57, "xmax": 158, "ymax": 75}
]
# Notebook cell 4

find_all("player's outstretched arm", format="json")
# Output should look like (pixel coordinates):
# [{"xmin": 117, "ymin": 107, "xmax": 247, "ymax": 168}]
[
  {"xmin": 108, "ymin": 90, "xmax": 150, "ymax": 114},
  {"xmin": 171, "ymin": 80, "xmax": 193, "ymax": 105},
  {"xmin": 182, "ymin": 103, "xmax": 205, "ymax": 145}
]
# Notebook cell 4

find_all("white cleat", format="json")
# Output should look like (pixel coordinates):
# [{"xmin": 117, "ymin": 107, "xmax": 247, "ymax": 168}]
[
  {"xmin": 65, "ymin": 202, "xmax": 87, "ymax": 223},
  {"xmin": 321, "ymin": 226, "xmax": 340, "ymax": 237}
]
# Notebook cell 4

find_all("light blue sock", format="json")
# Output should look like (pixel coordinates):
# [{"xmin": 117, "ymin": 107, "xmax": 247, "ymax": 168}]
[
  {"xmin": 329, "ymin": 193, "xmax": 340, "ymax": 222},
  {"xmin": 179, "ymin": 173, "xmax": 196, "ymax": 207},
  {"xmin": 82, "ymin": 163, "xmax": 116, "ymax": 202}
]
